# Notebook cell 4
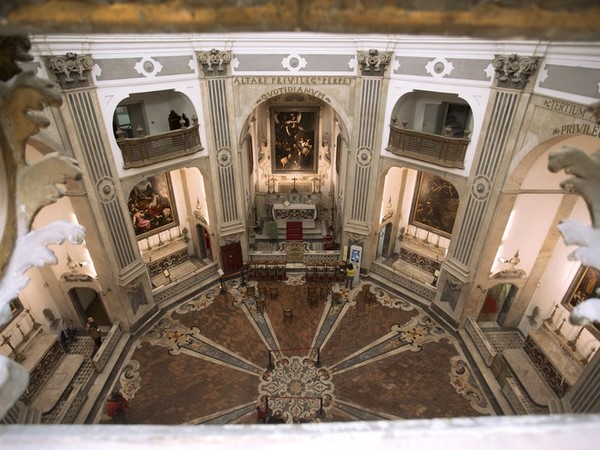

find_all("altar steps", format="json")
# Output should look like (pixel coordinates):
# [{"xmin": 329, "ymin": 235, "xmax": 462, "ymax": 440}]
[{"xmin": 256, "ymin": 219, "xmax": 327, "ymax": 242}]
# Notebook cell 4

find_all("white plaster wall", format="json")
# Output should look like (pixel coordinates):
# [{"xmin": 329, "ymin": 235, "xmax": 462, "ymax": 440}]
[
  {"xmin": 380, "ymin": 167, "xmax": 402, "ymax": 223},
  {"xmin": 491, "ymin": 193, "xmax": 563, "ymax": 276}
]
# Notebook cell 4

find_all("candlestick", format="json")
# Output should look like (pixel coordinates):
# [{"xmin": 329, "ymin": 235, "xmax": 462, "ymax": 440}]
[
  {"xmin": 15, "ymin": 324, "xmax": 26, "ymax": 340},
  {"xmin": 581, "ymin": 347, "xmax": 596, "ymax": 365},
  {"xmin": 25, "ymin": 308, "xmax": 41, "ymax": 329},
  {"xmin": 1, "ymin": 334, "xmax": 25, "ymax": 362},
  {"xmin": 554, "ymin": 317, "xmax": 566, "ymax": 336},
  {"xmin": 567, "ymin": 327, "xmax": 584, "ymax": 351},
  {"xmin": 544, "ymin": 304, "xmax": 558, "ymax": 326}
]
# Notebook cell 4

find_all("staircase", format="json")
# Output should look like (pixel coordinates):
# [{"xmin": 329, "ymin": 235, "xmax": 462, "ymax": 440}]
[{"xmin": 286, "ymin": 221, "xmax": 303, "ymax": 240}]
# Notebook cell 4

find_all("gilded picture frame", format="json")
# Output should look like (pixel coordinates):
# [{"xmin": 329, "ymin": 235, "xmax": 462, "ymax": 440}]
[
  {"xmin": 128, "ymin": 172, "xmax": 178, "ymax": 239},
  {"xmin": 271, "ymin": 107, "xmax": 318, "ymax": 173},
  {"xmin": 562, "ymin": 265, "xmax": 600, "ymax": 334},
  {"xmin": 410, "ymin": 172, "xmax": 459, "ymax": 237}
]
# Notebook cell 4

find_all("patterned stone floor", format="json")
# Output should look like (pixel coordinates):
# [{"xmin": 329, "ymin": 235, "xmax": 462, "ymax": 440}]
[{"xmin": 106, "ymin": 276, "xmax": 499, "ymax": 424}]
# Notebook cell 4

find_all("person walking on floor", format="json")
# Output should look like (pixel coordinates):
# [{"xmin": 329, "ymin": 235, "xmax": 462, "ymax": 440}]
[
  {"xmin": 107, "ymin": 390, "xmax": 130, "ymax": 424},
  {"xmin": 345, "ymin": 263, "xmax": 355, "ymax": 289},
  {"xmin": 86, "ymin": 316, "xmax": 102, "ymax": 350}
]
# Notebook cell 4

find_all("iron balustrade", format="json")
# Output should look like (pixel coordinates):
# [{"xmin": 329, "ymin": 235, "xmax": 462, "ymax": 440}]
[
  {"xmin": 386, "ymin": 124, "xmax": 469, "ymax": 169},
  {"xmin": 118, "ymin": 125, "xmax": 203, "ymax": 169}
]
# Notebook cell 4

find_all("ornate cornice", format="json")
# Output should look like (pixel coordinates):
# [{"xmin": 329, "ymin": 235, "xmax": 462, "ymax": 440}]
[
  {"xmin": 45, "ymin": 52, "xmax": 94, "ymax": 89},
  {"xmin": 197, "ymin": 49, "xmax": 232, "ymax": 76},
  {"xmin": 492, "ymin": 54, "xmax": 539, "ymax": 90},
  {"xmin": 357, "ymin": 49, "xmax": 391, "ymax": 76}
]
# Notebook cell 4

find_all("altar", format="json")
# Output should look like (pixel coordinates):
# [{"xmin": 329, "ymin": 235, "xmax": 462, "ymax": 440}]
[{"xmin": 272, "ymin": 202, "xmax": 317, "ymax": 220}]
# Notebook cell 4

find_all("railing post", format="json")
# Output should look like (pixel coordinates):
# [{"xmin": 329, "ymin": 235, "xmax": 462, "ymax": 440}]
[
  {"xmin": 267, "ymin": 349, "xmax": 274, "ymax": 371},
  {"xmin": 316, "ymin": 397, "xmax": 326, "ymax": 419}
]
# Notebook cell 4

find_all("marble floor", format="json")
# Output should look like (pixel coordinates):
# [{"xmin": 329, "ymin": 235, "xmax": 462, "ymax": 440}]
[{"xmin": 97, "ymin": 274, "xmax": 499, "ymax": 424}]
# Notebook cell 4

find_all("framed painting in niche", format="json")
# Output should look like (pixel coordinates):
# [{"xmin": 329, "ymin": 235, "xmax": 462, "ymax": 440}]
[
  {"xmin": 410, "ymin": 172, "xmax": 459, "ymax": 237},
  {"xmin": 271, "ymin": 107, "xmax": 318, "ymax": 173},
  {"xmin": 562, "ymin": 265, "xmax": 600, "ymax": 335},
  {"xmin": 128, "ymin": 172, "xmax": 178, "ymax": 239}
]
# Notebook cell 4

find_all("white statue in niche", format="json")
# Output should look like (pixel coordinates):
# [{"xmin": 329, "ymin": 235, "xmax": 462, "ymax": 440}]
[
  {"xmin": 0, "ymin": 37, "xmax": 85, "ymax": 418},
  {"xmin": 548, "ymin": 110, "xmax": 600, "ymax": 326}
]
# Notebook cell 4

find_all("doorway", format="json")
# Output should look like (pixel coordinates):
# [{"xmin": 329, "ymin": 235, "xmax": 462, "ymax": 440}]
[
  {"xmin": 69, "ymin": 287, "xmax": 111, "ymax": 327},
  {"xmin": 196, "ymin": 224, "xmax": 211, "ymax": 260},
  {"xmin": 477, "ymin": 283, "xmax": 518, "ymax": 326},
  {"xmin": 377, "ymin": 223, "xmax": 393, "ymax": 258}
]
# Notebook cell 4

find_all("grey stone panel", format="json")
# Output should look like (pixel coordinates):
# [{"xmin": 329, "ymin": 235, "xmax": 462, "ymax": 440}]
[
  {"xmin": 234, "ymin": 54, "xmax": 354, "ymax": 72},
  {"xmin": 96, "ymin": 56, "xmax": 195, "ymax": 80},
  {"xmin": 394, "ymin": 57, "xmax": 430, "ymax": 76},
  {"xmin": 540, "ymin": 65, "xmax": 600, "ymax": 99},
  {"xmin": 95, "ymin": 58, "xmax": 143, "ymax": 80},
  {"xmin": 154, "ymin": 55, "xmax": 195, "ymax": 76},
  {"xmin": 395, "ymin": 56, "xmax": 491, "ymax": 81},
  {"xmin": 449, "ymin": 58, "xmax": 492, "ymax": 81}
]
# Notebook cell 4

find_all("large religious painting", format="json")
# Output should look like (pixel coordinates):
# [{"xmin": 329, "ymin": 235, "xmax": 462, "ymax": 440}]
[
  {"xmin": 562, "ymin": 265, "xmax": 600, "ymax": 331},
  {"xmin": 410, "ymin": 172, "xmax": 459, "ymax": 236},
  {"xmin": 271, "ymin": 107, "xmax": 318, "ymax": 173},
  {"xmin": 128, "ymin": 173, "xmax": 178, "ymax": 239}
]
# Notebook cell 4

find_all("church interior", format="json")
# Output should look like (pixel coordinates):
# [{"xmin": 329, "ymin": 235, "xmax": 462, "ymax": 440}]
[{"xmin": 1, "ymin": 10, "xmax": 600, "ymax": 448}]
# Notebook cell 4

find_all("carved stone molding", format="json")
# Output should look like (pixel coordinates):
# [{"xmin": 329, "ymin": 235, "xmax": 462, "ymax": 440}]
[
  {"xmin": 197, "ymin": 49, "xmax": 232, "ymax": 76},
  {"xmin": 357, "ymin": 49, "xmax": 391, "ymax": 76},
  {"xmin": 45, "ymin": 52, "xmax": 95, "ymax": 89},
  {"xmin": 492, "ymin": 54, "xmax": 539, "ymax": 90}
]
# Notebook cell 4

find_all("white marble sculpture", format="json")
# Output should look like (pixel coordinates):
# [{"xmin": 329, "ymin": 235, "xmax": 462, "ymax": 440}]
[
  {"xmin": 548, "ymin": 126, "xmax": 600, "ymax": 326},
  {"xmin": 0, "ymin": 40, "xmax": 85, "ymax": 418}
]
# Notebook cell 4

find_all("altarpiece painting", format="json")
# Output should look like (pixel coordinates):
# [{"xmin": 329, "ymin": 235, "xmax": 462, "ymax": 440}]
[
  {"xmin": 271, "ymin": 107, "xmax": 318, "ymax": 173},
  {"xmin": 128, "ymin": 173, "xmax": 178, "ymax": 239},
  {"xmin": 410, "ymin": 172, "xmax": 459, "ymax": 236}
]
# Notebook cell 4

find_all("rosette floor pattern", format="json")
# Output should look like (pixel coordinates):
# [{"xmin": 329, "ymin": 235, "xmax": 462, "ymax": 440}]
[{"xmin": 110, "ymin": 275, "xmax": 497, "ymax": 424}]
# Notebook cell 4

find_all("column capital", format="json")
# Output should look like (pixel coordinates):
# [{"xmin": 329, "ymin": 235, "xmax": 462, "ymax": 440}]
[
  {"xmin": 45, "ymin": 52, "xmax": 94, "ymax": 89},
  {"xmin": 492, "ymin": 54, "xmax": 540, "ymax": 90},
  {"xmin": 197, "ymin": 49, "xmax": 232, "ymax": 76},
  {"xmin": 357, "ymin": 49, "xmax": 391, "ymax": 76}
]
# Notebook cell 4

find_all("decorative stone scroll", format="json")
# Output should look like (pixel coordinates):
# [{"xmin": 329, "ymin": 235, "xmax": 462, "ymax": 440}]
[
  {"xmin": 45, "ymin": 52, "xmax": 95, "ymax": 89},
  {"xmin": 357, "ymin": 49, "xmax": 391, "ymax": 76},
  {"xmin": 0, "ymin": 37, "xmax": 85, "ymax": 419},
  {"xmin": 492, "ymin": 54, "xmax": 539, "ymax": 90},
  {"xmin": 197, "ymin": 49, "xmax": 232, "ymax": 76}
]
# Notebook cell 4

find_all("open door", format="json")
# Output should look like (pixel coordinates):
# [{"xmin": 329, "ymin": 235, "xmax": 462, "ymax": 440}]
[
  {"xmin": 477, "ymin": 283, "xmax": 518, "ymax": 326},
  {"xmin": 69, "ymin": 287, "xmax": 111, "ymax": 327}
]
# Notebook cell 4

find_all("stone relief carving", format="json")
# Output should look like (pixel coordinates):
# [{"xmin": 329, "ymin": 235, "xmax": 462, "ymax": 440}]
[
  {"xmin": 492, "ymin": 54, "xmax": 539, "ymax": 90},
  {"xmin": 356, "ymin": 49, "xmax": 391, "ymax": 76},
  {"xmin": 0, "ymin": 36, "xmax": 85, "ymax": 419},
  {"xmin": 45, "ymin": 52, "xmax": 95, "ymax": 89},
  {"xmin": 197, "ymin": 49, "xmax": 232, "ymax": 76}
]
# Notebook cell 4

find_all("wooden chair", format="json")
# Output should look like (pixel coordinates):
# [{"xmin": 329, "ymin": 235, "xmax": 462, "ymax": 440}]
[
  {"xmin": 276, "ymin": 263, "xmax": 286, "ymax": 280},
  {"xmin": 283, "ymin": 308, "xmax": 293, "ymax": 324},
  {"xmin": 307, "ymin": 285, "xmax": 318, "ymax": 308},
  {"xmin": 269, "ymin": 285, "xmax": 279, "ymax": 300}
]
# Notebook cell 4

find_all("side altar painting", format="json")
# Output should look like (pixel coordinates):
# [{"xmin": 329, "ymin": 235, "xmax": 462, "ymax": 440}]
[
  {"xmin": 128, "ymin": 173, "xmax": 178, "ymax": 238},
  {"xmin": 410, "ymin": 172, "xmax": 459, "ymax": 236},
  {"xmin": 562, "ymin": 265, "xmax": 600, "ymax": 334},
  {"xmin": 271, "ymin": 107, "xmax": 318, "ymax": 173}
]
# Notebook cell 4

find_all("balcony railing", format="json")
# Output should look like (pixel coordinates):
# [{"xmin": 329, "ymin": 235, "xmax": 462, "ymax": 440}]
[
  {"xmin": 386, "ymin": 124, "xmax": 470, "ymax": 169},
  {"xmin": 117, "ymin": 125, "xmax": 203, "ymax": 169}
]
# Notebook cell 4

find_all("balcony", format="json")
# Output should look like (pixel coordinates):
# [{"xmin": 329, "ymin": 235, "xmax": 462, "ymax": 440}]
[
  {"xmin": 117, "ymin": 125, "xmax": 203, "ymax": 169},
  {"xmin": 386, "ymin": 124, "xmax": 470, "ymax": 169}
]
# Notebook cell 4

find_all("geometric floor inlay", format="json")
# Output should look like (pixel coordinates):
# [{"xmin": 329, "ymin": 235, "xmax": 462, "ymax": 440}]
[
  {"xmin": 110, "ymin": 279, "xmax": 498, "ymax": 424},
  {"xmin": 259, "ymin": 356, "xmax": 333, "ymax": 422}
]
